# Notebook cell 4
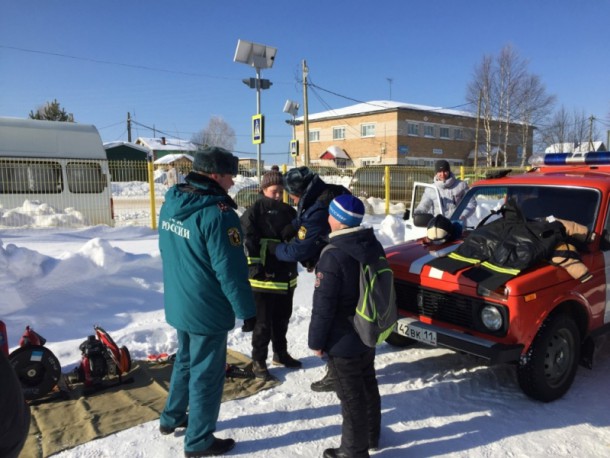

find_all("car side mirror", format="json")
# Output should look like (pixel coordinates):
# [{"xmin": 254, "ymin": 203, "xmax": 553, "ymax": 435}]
[{"xmin": 413, "ymin": 213, "xmax": 434, "ymax": 227}]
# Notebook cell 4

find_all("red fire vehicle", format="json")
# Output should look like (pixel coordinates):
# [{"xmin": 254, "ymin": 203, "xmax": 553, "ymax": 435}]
[{"xmin": 387, "ymin": 152, "xmax": 610, "ymax": 402}]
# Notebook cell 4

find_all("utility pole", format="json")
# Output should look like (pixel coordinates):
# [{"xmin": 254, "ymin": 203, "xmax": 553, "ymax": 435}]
[
  {"xmin": 588, "ymin": 115, "xmax": 595, "ymax": 150},
  {"xmin": 474, "ymin": 90, "xmax": 482, "ymax": 169},
  {"xmin": 127, "ymin": 112, "xmax": 132, "ymax": 142},
  {"xmin": 302, "ymin": 60, "xmax": 310, "ymax": 166},
  {"xmin": 387, "ymin": 77, "xmax": 393, "ymax": 100}
]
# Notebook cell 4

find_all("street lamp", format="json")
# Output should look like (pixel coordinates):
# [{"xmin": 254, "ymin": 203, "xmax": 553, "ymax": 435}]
[
  {"xmin": 283, "ymin": 99, "xmax": 301, "ymax": 166},
  {"xmin": 233, "ymin": 39, "xmax": 277, "ymax": 182}
]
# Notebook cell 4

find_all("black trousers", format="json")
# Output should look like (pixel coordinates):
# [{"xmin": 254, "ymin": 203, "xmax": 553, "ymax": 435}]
[
  {"xmin": 251, "ymin": 290, "xmax": 294, "ymax": 362},
  {"xmin": 328, "ymin": 348, "xmax": 381, "ymax": 458}
]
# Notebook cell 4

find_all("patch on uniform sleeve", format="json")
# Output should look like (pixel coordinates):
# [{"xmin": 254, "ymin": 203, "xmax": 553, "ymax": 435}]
[
  {"xmin": 227, "ymin": 227, "xmax": 242, "ymax": 246},
  {"xmin": 314, "ymin": 271, "xmax": 323, "ymax": 288},
  {"xmin": 297, "ymin": 226, "xmax": 307, "ymax": 240}
]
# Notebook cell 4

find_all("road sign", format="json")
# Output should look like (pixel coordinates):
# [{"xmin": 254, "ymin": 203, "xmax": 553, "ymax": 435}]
[
  {"xmin": 252, "ymin": 114, "xmax": 264, "ymax": 144},
  {"xmin": 290, "ymin": 139, "xmax": 299, "ymax": 157}
]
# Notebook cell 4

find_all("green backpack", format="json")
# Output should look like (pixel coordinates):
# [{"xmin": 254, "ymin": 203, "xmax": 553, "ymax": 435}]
[{"xmin": 322, "ymin": 245, "xmax": 398, "ymax": 347}]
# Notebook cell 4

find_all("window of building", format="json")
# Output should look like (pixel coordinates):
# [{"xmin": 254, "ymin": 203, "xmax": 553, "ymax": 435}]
[
  {"xmin": 440, "ymin": 127, "xmax": 450, "ymax": 139},
  {"xmin": 333, "ymin": 126, "xmax": 346, "ymax": 140},
  {"xmin": 454, "ymin": 128, "xmax": 463, "ymax": 140},
  {"xmin": 407, "ymin": 123, "xmax": 418, "ymax": 136},
  {"xmin": 309, "ymin": 130, "xmax": 320, "ymax": 142},
  {"xmin": 424, "ymin": 125, "xmax": 435, "ymax": 138},
  {"xmin": 361, "ymin": 123, "xmax": 376, "ymax": 138}
]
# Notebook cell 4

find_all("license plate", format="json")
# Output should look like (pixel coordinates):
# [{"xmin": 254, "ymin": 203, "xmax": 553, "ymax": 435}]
[{"xmin": 396, "ymin": 321, "xmax": 437, "ymax": 346}]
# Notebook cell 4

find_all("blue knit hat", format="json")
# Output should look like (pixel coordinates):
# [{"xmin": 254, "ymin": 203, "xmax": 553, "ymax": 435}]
[{"xmin": 329, "ymin": 194, "xmax": 365, "ymax": 227}]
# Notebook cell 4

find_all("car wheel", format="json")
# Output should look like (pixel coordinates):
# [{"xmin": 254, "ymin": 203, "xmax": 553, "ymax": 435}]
[
  {"xmin": 385, "ymin": 332, "xmax": 418, "ymax": 348},
  {"xmin": 517, "ymin": 313, "xmax": 580, "ymax": 402}
]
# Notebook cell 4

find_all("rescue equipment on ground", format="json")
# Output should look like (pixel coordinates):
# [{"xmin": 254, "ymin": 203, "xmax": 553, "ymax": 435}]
[
  {"xmin": 8, "ymin": 325, "xmax": 63, "ymax": 401},
  {"xmin": 71, "ymin": 325, "xmax": 132, "ymax": 387}
]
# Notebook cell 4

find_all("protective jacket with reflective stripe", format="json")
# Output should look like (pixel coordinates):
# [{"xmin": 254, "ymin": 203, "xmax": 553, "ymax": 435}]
[{"xmin": 240, "ymin": 195, "xmax": 298, "ymax": 294}]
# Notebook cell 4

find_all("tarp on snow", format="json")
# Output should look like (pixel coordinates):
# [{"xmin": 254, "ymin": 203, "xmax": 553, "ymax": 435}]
[{"xmin": 22, "ymin": 349, "xmax": 279, "ymax": 457}]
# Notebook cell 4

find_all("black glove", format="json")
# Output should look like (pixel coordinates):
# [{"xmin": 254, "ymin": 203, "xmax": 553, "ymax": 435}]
[
  {"xmin": 241, "ymin": 317, "xmax": 256, "ymax": 332},
  {"xmin": 249, "ymin": 264, "xmax": 265, "ymax": 280}
]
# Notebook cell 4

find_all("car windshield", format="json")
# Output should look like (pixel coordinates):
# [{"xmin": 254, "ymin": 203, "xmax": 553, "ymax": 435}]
[{"xmin": 452, "ymin": 185, "xmax": 600, "ymax": 232}]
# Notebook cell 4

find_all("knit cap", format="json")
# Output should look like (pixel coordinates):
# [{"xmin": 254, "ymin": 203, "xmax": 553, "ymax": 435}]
[
  {"xmin": 261, "ymin": 170, "xmax": 283, "ymax": 189},
  {"xmin": 329, "ymin": 194, "xmax": 365, "ymax": 227}
]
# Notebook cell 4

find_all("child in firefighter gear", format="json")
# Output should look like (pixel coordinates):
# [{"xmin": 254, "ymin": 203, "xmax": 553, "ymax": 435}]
[
  {"xmin": 309, "ymin": 195, "xmax": 382, "ymax": 458},
  {"xmin": 158, "ymin": 146, "xmax": 256, "ymax": 457},
  {"xmin": 271, "ymin": 166, "xmax": 351, "ymax": 392},
  {"xmin": 240, "ymin": 170, "xmax": 301, "ymax": 381}
]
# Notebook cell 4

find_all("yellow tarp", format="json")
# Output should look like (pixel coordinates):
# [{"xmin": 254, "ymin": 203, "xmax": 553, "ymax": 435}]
[{"xmin": 22, "ymin": 349, "xmax": 278, "ymax": 458}]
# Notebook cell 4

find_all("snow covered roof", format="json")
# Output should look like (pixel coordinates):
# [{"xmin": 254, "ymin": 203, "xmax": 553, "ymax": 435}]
[
  {"xmin": 153, "ymin": 153, "xmax": 194, "ymax": 165},
  {"xmin": 299, "ymin": 100, "xmax": 474, "ymax": 122},
  {"xmin": 320, "ymin": 145, "xmax": 349, "ymax": 159},
  {"xmin": 136, "ymin": 137, "xmax": 198, "ymax": 152},
  {"xmin": 103, "ymin": 141, "xmax": 150, "ymax": 154},
  {"xmin": 545, "ymin": 141, "xmax": 606, "ymax": 154}
]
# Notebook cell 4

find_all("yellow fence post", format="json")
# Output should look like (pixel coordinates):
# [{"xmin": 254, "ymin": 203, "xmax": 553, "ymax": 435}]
[
  {"xmin": 384, "ymin": 165, "xmax": 390, "ymax": 215},
  {"xmin": 459, "ymin": 165, "xmax": 465, "ymax": 181},
  {"xmin": 148, "ymin": 160, "xmax": 157, "ymax": 230},
  {"xmin": 282, "ymin": 163, "xmax": 289, "ymax": 204}
]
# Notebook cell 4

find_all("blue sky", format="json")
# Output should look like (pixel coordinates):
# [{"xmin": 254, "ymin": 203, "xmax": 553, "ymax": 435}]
[{"xmin": 1, "ymin": 0, "xmax": 609, "ymax": 164}]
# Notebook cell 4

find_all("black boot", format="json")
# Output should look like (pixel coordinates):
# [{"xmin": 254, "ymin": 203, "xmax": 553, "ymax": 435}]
[
  {"xmin": 310, "ymin": 366, "xmax": 336, "ymax": 392},
  {"xmin": 252, "ymin": 360, "xmax": 277, "ymax": 381},
  {"xmin": 322, "ymin": 448, "xmax": 349, "ymax": 458},
  {"xmin": 185, "ymin": 437, "xmax": 235, "ymax": 457},
  {"xmin": 272, "ymin": 352, "xmax": 302, "ymax": 368}
]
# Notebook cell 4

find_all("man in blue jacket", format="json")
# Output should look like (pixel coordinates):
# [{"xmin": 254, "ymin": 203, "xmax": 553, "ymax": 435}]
[
  {"xmin": 272, "ymin": 166, "xmax": 350, "ymax": 392},
  {"xmin": 158, "ymin": 146, "xmax": 256, "ymax": 457}
]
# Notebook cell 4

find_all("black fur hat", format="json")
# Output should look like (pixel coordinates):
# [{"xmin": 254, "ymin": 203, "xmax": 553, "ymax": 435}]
[
  {"xmin": 193, "ymin": 146, "xmax": 239, "ymax": 175},
  {"xmin": 283, "ymin": 166, "xmax": 315, "ymax": 196}
]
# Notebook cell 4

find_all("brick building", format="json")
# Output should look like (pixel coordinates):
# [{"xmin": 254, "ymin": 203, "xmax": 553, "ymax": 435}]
[{"xmin": 294, "ymin": 100, "xmax": 531, "ymax": 168}]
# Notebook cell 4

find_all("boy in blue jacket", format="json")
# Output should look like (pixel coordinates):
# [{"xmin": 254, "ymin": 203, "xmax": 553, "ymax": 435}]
[
  {"xmin": 309, "ymin": 194, "xmax": 382, "ymax": 458},
  {"xmin": 158, "ymin": 146, "xmax": 256, "ymax": 458}
]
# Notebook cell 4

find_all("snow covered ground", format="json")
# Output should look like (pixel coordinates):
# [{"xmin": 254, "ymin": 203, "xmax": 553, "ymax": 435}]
[{"xmin": 1, "ymin": 180, "xmax": 610, "ymax": 457}]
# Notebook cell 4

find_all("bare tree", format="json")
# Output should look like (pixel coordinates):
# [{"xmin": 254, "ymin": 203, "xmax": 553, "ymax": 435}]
[
  {"xmin": 466, "ymin": 45, "xmax": 554, "ymax": 166},
  {"xmin": 541, "ymin": 107, "xmax": 596, "ymax": 152},
  {"xmin": 466, "ymin": 55, "xmax": 494, "ymax": 167},
  {"xmin": 497, "ymin": 45, "xmax": 527, "ymax": 166},
  {"xmin": 191, "ymin": 116, "xmax": 236, "ymax": 151},
  {"xmin": 516, "ymin": 75, "xmax": 555, "ymax": 166}
]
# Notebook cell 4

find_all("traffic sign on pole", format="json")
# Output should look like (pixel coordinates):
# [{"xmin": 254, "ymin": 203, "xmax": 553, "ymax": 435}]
[{"xmin": 252, "ymin": 114, "xmax": 264, "ymax": 144}]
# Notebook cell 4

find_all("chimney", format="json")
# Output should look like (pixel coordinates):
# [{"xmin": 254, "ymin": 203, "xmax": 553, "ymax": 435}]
[{"xmin": 161, "ymin": 137, "xmax": 166, "ymax": 145}]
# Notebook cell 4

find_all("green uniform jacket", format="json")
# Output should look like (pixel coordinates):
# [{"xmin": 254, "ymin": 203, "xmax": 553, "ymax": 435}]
[{"xmin": 159, "ymin": 172, "xmax": 256, "ymax": 334}]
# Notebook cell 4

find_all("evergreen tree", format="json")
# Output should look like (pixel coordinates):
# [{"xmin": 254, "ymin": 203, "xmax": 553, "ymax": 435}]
[{"xmin": 29, "ymin": 99, "xmax": 75, "ymax": 122}]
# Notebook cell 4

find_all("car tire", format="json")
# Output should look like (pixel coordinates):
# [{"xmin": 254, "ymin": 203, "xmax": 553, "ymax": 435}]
[
  {"xmin": 517, "ymin": 313, "xmax": 580, "ymax": 402},
  {"xmin": 385, "ymin": 332, "xmax": 418, "ymax": 348}
]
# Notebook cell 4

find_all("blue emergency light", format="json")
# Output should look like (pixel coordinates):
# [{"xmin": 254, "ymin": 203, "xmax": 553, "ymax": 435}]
[{"xmin": 529, "ymin": 152, "xmax": 610, "ymax": 167}]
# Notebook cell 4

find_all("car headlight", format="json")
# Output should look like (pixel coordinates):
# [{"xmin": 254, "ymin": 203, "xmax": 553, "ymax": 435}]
[{"xmin": 481, "ymin": 305, "xmax": 503, "ymax": 331}]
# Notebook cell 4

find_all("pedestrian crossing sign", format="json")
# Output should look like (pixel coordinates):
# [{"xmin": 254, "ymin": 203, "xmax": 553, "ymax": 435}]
[
  {"xmin": 290, "ymin": 139, "xmax": 299, "ymax": 157},
  {"xmin": 252, "ymin": 114, "xmax": 264, "ymax": 144}
]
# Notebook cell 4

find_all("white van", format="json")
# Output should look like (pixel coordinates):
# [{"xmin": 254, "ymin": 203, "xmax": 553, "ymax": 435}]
[{"xmin": 0, "ymin": 117, "xmax": 114, "ymax": 226}]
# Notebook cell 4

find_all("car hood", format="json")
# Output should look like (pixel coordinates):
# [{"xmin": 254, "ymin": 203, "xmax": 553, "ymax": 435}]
[{"xmin": 386, "ymin": 238, "xmax": 575, "ymax": 296}]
